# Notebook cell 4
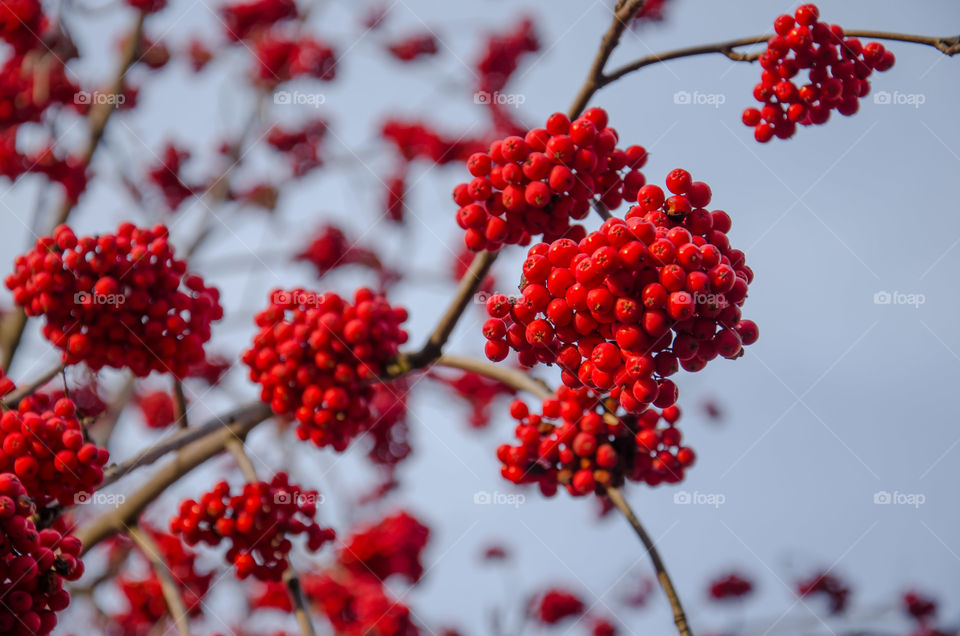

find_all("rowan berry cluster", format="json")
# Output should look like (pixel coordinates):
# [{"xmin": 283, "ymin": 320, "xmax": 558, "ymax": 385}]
[
  {"xmin": 437, "ymin": 370, "xmax": 515, "ymax": 429},
  {"xmin": 796, "ymin": 571, "xmax": 850, "ymax": 614},
  {"xmin": 0, "ymin": 370, "xmax": 13, "ymax": 398},
  {"xmin": 709, "ymin": 573, "xmax": 754, "ymax": 600},
  {"xmin": 221, "ymin": 0, "xmax": 296, "ymax": 41},
  {"xmin": 382, "ymin": 119, "xmax": 485, "ymax": 166},
  {"xmin": 243, "ymin": 287, "xmax": 408, "ymax": 450},
  {"xmin": 5, "ymin": 223, "xmax": 223, "ymax": 377},
  {"xmin": 0, "ymin": 473, "xmax": 83, "ymax": 635},
  {"xmin": 112, "ymin": 529, "xmax": 213, "ymax": 634},
  {"xmin": 0, "ymin": 394, "xmax": 108, "ymax": 507},
  {"xmin": 0, "ymin": 0, "xmax": 47, "ymax": 54},
  {"xmin": 533, "ymin": 588, "xmax": 585, "ymax": 624},
  {"xmin": 294, "ymin": 225, "xmax": 381, "ymax": 278},
  {"xmin": 476, "ymin": 17, "xmax": 539, "ymax": 96},
  {"xmin": 266, "ymin": 119, "xmax": 328, "ymax": 177},
  {"xmin": 742, "ymin": 3, "xmax": 895, "ymax": 142},
  {"xmin": 337, "ymin": 511, "xmax": 430, "ymax": 584},
  {"xmin": 904, "ymin": 591, "xmax": 937, "ymax": 623},
  {"xmin": 498, "ymin": 387, "xmax": 694, "ymax": 496},
  {"xmin": 169, "ymin": 473, "xmax": 335, "ymax": 581},
  {"xmin": 253, "ymin": 34, "xmax": 336, "ymax": 83},
  {"xmin": 483, "ymin": 171, "xmax": 757, "ymax": 416},
  {"xmin": 365, "ymin": 383, "xmax": 412, "ymax": 469},
  {"xmin": 455, "ymin": 108, "xmax": 648, "ymax": 252},
  {"xmin": 304, "ymin": 570, "xmax": 418, "ymax": 635},
  {"xmin": 387, "ymin": 33, "xmax": 439, "ymax": 62},
  {"xmin": 135, "ymin": 391, "xmax": 176, "ymax": 429},
  {"xmin": 147, "ymin": 143, "xmax": 196, "ymax": 210}
]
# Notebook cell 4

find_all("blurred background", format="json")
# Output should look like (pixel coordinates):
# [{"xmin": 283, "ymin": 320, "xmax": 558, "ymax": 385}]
[{"xmin": 1, "ymin": 0, "xmax": 959, "ymax": 633}]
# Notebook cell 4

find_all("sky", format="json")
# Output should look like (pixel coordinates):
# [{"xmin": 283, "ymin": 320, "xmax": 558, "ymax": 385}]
[{"xmin": 2, "ymin": 0, "xmax": 959, "ymax": 634}]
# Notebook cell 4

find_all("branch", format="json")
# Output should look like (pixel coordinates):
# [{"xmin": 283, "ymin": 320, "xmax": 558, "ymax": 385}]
[
  {"xmin": 76, "ymin": 402, "xmax": 272, "ymax": 554},
  {"xmin": 0, "ymin": 11, "xmax": 147, "ymax": 374},
  {"xmin": 567, "ymin": 0, "xmax": 648, "ymax": 119},
  {"xmin": 99, "ymin": 401, "xmax": 269, "ymax": 489},
  {"xmin": 606, "ymin": 487, "xmax": 692, "ymax": 636},
  {"xmin": 434, "ymin": 354, "xmax": 553, "ymax": 401},
  {"xmin": 127, "ymin": 525, "xmax": 191, "ymax": 636},
  {"xmin": 603, "ymin": 31, "xmax": 960, "ymax": 86},
  {"xmin": 1, "ymin": 363, "xmax": 64, "ymax": 408},
  {"xmin": 173, "ymin": 380, "xmax": 188, "ymax": 428},
  {"xmin": 387, "ymin": 250, "xmax": 497, "ymax": 376}
]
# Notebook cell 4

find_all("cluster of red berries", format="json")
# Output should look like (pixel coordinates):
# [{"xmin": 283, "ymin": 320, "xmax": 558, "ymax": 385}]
[
  {"xmin": 0, "ymin": 394, "xmax": 108, "ymax": 507},
  {"xmin": 0, "ymin": 473, "xmax": 83, "ymax": 635},
  {"xmin": 304, "ymin": 570, "xmax": 418, "ymax": 635},
  {"xmin": 169, "ymin": 473, "xmax": 335, "ymax": 581},
  {"xmin": 0, "ymin": 0, "xmax": 46, "ymax": 54},
  {"xmin": 483, "ymin": 171, "xmax": 757, "ymax": 416},
  {"xmin": 632, "ymin": 0, "xmax": 670, "ymax": 24},
  {"xmin": 498, "ymin": 387, "xmax": 694, "ymax": 496},
  {"xmin": 476, "ymin": 17, "xmax": 539, "ymax": 96},
  {"xmin": 295, "ymin": 225, "xmax": 381, "ymax": 278},
  {"xmin": 113, "ymin": 529, "xmax": 213, "ymax": 634},
  {"xmin": 135, "ymin": 391, "xmax": 176, "ymax": 429},
  {"xmin": 147, "ymin": 143, "xmax": 196, "ymax": 210},
  {"xmin": 253, "ymin": 34, "xmax": 336, "ymax": 83},
  {"xmin": 126, "ymin": 0, "xmax": 166, "ymax": 13},
  {"xmin": 532, "ymin": 588, "xmax": 585, "ymax": 624},
  {"xmin": 337, "ymin": 511, "xmax": 430, "ymax": 584},
  {"xmin": 0, "ymin": 54, "xmax": 79, "ymax": 129},
  {"xmin": 382, "ymin": 119, "xmax": 485, "ymax": 166},
  {"xmin": 385, "ymin": 170, "xmax": 406, "ymax": 222},
  {"xmin": 387, "ymin": 33, "xmax": 438, "ymax": 62},
  {"xmin": 6, "ymin": 223, "xmax": 223, "ymax": 377},
  {"xmin": 267, "ymin": 118, "xmax": 328, "ymax": 177},
  {"xmin": 221, "ymin": 0, "xmax": 296, "ymax": 41},
  {"xmin": 796, "ymin": 571, "xmax": 850, "ymax": 614},
  {"xmin": 455, "ymin": 108, "xmax": 648, "ymax": 251},
  {"xmin": 365, "ymin": 383, "xmax": 412, "ymax": 469},
  {"xmin": 0, "ymin": 370, "xmax": 13, "ymax": 399},
  {"xmin": 742, "ymin": 3, "xmax": 895, "ymax": 142},
  {"xmin": 709, "ymin": 573, "xmax": 754, "ymax": 600},
  {"xmin": 243, "ymin": 287, "xmax": 408, "ymax": 450},
  {"xmin": 904, "ymin": 591, "xmax": 937, "ymax": 623}
]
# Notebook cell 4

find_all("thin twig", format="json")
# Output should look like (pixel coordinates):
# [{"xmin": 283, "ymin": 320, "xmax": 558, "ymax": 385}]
[
  {"xmin": 606, "ymin": 487, "xmax": 692, "ymax": 636},
  {"xmin": 226, "ymin": 440, "xmax": 317, "ymax": 636},
  {"xmin": 1, "ymin": 363, "xmax": 65, "ymax": 408},
  {"xmin": 127, "ymin": 525, "xmax": 191, "ymax": 636},
  {"xmin": 435, "ymin": 354, "xmax": 553, "ymax": 401},
  {"xmin": 567, "ymin": 0, "xmax": 648, "ymax": 119},
  {"xmin": 173, "ymin": 380, "xmax": 188, "ymax": 428},
  {"xmin": 602, "ymin": 31, "xmax": 960, "ymax": 87}
]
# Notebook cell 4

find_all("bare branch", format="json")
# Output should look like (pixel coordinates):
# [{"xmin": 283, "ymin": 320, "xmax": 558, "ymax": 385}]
[{"xmin": 127, "ymin": 525, "xmax": 191, "ymax": 636}]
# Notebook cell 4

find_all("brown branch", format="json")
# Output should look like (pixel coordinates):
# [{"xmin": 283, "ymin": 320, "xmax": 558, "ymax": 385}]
[
  {"xmin": 226, "ymin": 440, "xmax": 317, "ymax": 636},
  {"xmin": 0, "ymin": 11, "xmax": 147, "ymax": 374},
  {"xmin": 435, "ymin": 354, "xmax": 553, "ymax": 401},
  {"xmin": 602, "ymin": 31, "xmax": 960, "ymax": 87},
  {"xmin": 127, "ymin": 525, "xmax": 191, "ymax": 636},
  {"xmin": 387, "ymin": 250, "xmax": 497, "ymax": 376},
  {"xmin": 173, "ymin": 380, "xmax": 188, "ymax": 428},
  {"xmin": 606, "ymin": 487, "xmax": 692, "ymax": 636},
  {"xmin": 76, "ymin": 402, "xmax": 272, "ymax": 554},
  {"xmin": 99, "ymin": 401, "xmax": 268, "ymax": 489},
  {"xmin": 567, "ymin": 0, "xmax": 648, "ymax": 119},
  {"xmin": 1, "ymin": 363, "xmax": 64, "ymax": 408}
]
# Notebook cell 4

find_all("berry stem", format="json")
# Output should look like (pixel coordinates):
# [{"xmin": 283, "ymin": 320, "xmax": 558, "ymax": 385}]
[
  {"xmin": 567, "ymin": 0, "xmax": 649, "ymax": 119},
  {"xmin": 0, "ymin": 363, "xmax": 65, "ymax": 409},
  {"xmin": 603, "ymin": 31, "xmax": 960, "ymax": 86},
  {"xmin": 173, "ymin": 380, "xmax": 189, "ymax": 429},
  {"xmin": 75, "ymin": 402, "xmax": 272, "ymax": 554},
  {"xmin": 126, "ymin": 525, "xmax": 191, "ymax": 636},
  {"xmin": 226, "ymin": 440, "xmax": 318, "ymax": 636},
  {"xmin": 389, "ymin": 250, "xmax": 498, "ymax": 375},
  {"xmin": 606, "ymin": 486, "xmax": 693, "ymax": 636},
  {"xmin": 0, "ymin": 11, "xmax": 147, "ymax": 374},
  {"xmin": 435, "ymin": 354, "xmax": 553, "ymax": 400}
]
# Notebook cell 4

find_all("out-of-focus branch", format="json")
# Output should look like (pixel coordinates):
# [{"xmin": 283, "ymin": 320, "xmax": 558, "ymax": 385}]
[
  {"xmin": 435, "ymin": 355, "xmax": 553, "ymax": 401},
  {"xmin": 127, "ymin": 525, "xmax": 191, "ymax": 636},
  {"xmin": 606, "ymin": 487, "xmax": 692, "ymax": 636},
  {"xmin": 1, "ymin": 363, "xmax": 64, "ymax": 408}
]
